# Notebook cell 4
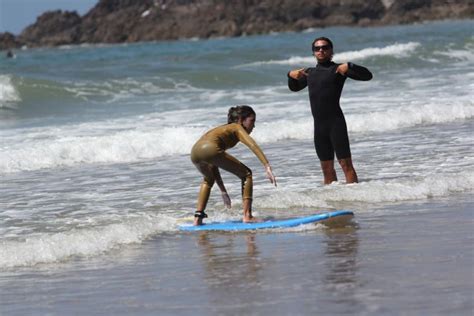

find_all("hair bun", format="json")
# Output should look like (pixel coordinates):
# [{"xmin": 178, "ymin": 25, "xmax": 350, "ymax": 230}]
[{"xmin": 227, "ymin": 105, "xmax": 255, "ymax": 124}]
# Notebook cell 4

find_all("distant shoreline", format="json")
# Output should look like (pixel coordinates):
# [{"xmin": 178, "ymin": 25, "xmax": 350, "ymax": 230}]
[{"xmin": 1, "ymin": 0, "xmax": 473, "ymax": 50}]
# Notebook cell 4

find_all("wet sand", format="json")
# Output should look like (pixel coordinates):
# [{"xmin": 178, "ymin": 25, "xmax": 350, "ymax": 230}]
[{"xmin": 1, "ymin": 192, "xmax": 472, "ymax": 315}]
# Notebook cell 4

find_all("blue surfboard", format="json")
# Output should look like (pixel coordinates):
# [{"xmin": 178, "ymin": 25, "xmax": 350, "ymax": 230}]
[{"xmin": 179, "ymin": 210, "xmax": 354, "ymax": 232}]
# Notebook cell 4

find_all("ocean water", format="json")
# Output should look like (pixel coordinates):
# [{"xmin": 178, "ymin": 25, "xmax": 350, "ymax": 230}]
[{"xmin": 0, "ymin": 20, "xmax": 473, "ymax": 315}]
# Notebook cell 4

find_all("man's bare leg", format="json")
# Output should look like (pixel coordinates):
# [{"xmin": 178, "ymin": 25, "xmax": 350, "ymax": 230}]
[
  {"xmin": 321, "ymin": 160, "xmax": 337, "ymax": 184},
  {"xmin": 338, "ymin": 157, "xmax": 358, "ymax": 183}
]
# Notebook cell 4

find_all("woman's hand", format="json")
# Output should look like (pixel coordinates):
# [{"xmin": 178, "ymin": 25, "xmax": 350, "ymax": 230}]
[
  {"xmin": 221, "ymin": 191, "xmax": 231, "ymax": 209},
  {"xmin": 265, "ymin": 164, "xmax": 277, "ymax": 187}
]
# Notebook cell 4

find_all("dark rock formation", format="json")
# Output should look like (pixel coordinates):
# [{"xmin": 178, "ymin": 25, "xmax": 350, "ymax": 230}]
[
  {"xmin": 381, "ymin": 0, "xmax": 474, "ymax": 24},
  {"xmin": 76, "ymin": 0, "xmax": 387, "ymax": 42},
  {"xmin": 18, "ymin": 10, "xmax": 82, "ymax": 47},
  {"xmin": 1, "ymin": 0, "xmax": 473, "ymax": 50},
  {"xmin": 0, "ymin": 32, "xmax": 22, "ymax": 50}
]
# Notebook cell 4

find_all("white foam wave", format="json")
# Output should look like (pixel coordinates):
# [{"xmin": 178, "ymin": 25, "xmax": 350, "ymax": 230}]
[
  {"xmin": 0, "ymin": 214, "xmax": 177, "ymax": 269},
  {"xmin": 256, "ymin": 171, "xmax": 474, "ymax": 208},
  {"xmin": 334, "ymin": 42, "xmax": 420, "ymax": 62},
  {"xmin": 254, "ymin": 102, "xmax": 474, "ymax": 141},
  {"xmin": 434, "ymin": 48, "xmax": 474, "ymax": 64},
  {"xmin": 1, "ymin": 100, "xmax": 472, "ymax": 174},
  {"xmin": 320, "ymin": 174, "xmax": 474, "ymax": 203},
  {"xmin": 348, "ymin": 102, "xmax": 474, "ymax": 133},
  {"xmin": 239, "ymin": 42, "xmax": 420, "ymax": 67},
  {"xmin": 0, "ymin": 75, "xmax": 21, "ymax": 108},
  {"xmin": 0, "ymin": 125, "xmax": 205, "ymax": 173}
]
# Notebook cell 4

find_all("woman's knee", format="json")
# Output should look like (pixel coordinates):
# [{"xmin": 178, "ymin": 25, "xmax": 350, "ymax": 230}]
[
  {"xmin": 202, "ymin": 177, "xmax": 215, "ymax": 187},
  {"xmin": 240, "ymin": 166, "xmax": 252, "ymax": 182}
]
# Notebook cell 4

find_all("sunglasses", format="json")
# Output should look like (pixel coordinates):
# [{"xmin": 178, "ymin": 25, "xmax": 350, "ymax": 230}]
[{"xmin": 312, "ymin": 45, "xmax": 331, "ymax": 52}]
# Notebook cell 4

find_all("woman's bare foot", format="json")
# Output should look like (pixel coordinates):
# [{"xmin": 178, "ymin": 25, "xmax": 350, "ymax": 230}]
[
  {"xmin": 243, "ymin": 216, "xmax": 263, "ymax": 223},
  {"xmin": 193, "ymin": 211, "xmax": 207, "ymax": 226},
  {"xmin": 193, "ymin": 217, "xmax": 203, "ymax": 226}
]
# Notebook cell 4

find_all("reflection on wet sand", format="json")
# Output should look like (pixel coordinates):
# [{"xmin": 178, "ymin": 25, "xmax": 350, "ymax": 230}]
[
  {"xmin": 322, "ymin": 227, "xmax": 361, "ymax": 307},
  {"xmin": 195, "ymin": 232, "xmax": 265, "ymax": 312},
  {"xmin": 197, "ymin": 233, "xmax": 261, "ymax": 284},
  {"xmin": 193, "ymin": 223, "xmax": 360, "ymax": 312}
]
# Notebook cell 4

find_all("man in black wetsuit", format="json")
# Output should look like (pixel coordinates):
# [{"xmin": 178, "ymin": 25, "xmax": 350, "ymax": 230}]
[{"xmin": 288, "ymin": 37, "xmax": 372, "ymax": 184}]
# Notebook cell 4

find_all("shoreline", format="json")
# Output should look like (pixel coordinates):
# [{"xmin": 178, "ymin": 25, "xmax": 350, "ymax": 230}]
[
  {"xmin": 1, "ymin": 0, "xmax": 473, "ymax": 50},
  {"xmin": 2, "ymin": 18, "xmax": 472, "ymax": 53}
]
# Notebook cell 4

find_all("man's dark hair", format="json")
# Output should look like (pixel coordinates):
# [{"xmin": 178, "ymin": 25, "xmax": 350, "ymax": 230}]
[{"xmin": 311, "ymin": 37, "xmax": 333, "ymax": 51}]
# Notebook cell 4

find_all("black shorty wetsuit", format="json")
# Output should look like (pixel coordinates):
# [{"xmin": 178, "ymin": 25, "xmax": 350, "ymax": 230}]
[{"xmin": 288, "ymin": 61, "xmax": 372, "ymax": 161}]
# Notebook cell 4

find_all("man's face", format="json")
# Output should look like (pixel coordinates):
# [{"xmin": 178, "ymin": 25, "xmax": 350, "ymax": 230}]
[{"xmin": 313, "ymin": 40, "xmax": 333, "ymax": 63}]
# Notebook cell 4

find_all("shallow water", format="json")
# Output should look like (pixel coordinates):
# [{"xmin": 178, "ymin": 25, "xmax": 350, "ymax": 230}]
[{"xmin": 1, "ymin": 193, "xmax": 472, "ymax": 315}]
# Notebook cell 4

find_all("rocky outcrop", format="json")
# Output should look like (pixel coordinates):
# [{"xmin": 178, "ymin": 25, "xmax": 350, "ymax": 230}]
[
  {"xmin": 76, "ymin": 0, "xmax": 387, "ymax": 43},
  {"xmin": 18, "ymin": 10, "xmax": 82, "ymax": 47},
  {"xmin": 0, "ymin": 32, "xmax": 22, "ymax": 50},
  {"xmin": 381, "ymin": 0, "xmax": 474, "ymax": 24},
  {"xmin": 1, "ymin": 0, "xmax": 473, "ymax": 50}
]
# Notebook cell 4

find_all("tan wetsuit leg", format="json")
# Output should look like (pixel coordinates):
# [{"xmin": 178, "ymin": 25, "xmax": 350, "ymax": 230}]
[
  {"xmin": 194, "ymin": 162, "xmax": 215, "ymax": 211},
  {"xmin": 210, "ymin": 152, "xmax": 253, "ymax": 200},
  {"xmin": 191, "ymin": 141, "xmax": 253, "ymax": 210}
]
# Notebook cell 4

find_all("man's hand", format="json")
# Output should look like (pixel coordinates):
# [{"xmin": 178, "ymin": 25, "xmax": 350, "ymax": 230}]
[
  {"xmin": 289, "ymin": 68, "xmax": 308, "ymax": 80},
  {"xmin": 336, "ymin": 63, "xmax": 349, "ymax": 76}
]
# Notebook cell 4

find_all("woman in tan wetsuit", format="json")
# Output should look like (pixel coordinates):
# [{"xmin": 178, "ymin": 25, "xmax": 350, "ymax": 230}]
[{"xmin": 191, "ymin": 105, "xmax": 277, "ymax": 225}]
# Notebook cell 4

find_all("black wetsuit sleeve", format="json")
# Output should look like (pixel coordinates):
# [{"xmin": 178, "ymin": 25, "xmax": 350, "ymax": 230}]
[
  {"xmin": 287, "ymin": 71, "xmax": 308, "ymax": 91},
  {"xmin": 346, "ymin": 62, "xmax": 373, "ymax": 81}
]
